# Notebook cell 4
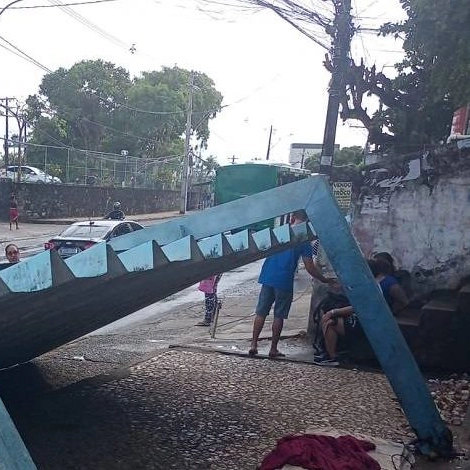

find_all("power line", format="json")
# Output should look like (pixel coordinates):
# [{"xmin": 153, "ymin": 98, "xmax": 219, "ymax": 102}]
[
  {"xmin": 0, "ymin": 35, "xmax": 52, "ymax": 72},
  {"xmin": 9, "ymin": 0, "xmax": 118, "ymax": 9},
  {"xmin": 47, "ymin": 0, "xmax": 129, "ymax": 51},
  {"xmin": 0, "ymin": 35, "xmax": 217, "ymax": 117}
]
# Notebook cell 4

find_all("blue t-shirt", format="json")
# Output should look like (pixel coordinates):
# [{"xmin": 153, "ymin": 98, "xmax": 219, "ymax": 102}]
[
  {"xmin": 379, "ymin": 275, "xmax": 399, "ymax": 307},
  {"xmin": 258, "ymin": 242, "xmax": 313, "ymax": 292}
]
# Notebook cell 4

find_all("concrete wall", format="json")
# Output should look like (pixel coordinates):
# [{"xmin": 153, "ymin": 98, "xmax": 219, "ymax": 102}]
[
  {"xmin": 0, "ymin": 181, "xmax": 181, "ymax": 220},
  {"xmin": 351, "ymin": 146, "xmax": 470, "ymax": 295}
]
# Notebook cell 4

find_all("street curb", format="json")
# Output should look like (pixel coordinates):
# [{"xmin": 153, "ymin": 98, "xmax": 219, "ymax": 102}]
[{"xmin": 23, "ymin": 213, "xmax": 182, "ymax": 225}]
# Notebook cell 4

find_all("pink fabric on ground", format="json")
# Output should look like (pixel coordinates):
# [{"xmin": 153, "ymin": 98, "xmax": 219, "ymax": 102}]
[{"xmin": 258, "ymin": 434, "xmax": 380, "ymax": 470}]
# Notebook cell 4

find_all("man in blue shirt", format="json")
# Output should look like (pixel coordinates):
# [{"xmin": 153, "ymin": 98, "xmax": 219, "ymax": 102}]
[{"xmin": 249, "ymin": 210, "xmax": 335, "ymax": 358}]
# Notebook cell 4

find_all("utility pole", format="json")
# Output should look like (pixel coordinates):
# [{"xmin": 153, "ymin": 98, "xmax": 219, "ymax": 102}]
[
  {"xmin": 300, "ymin": 148, "xmax": 306, "ymax": 169},
  {"xmin": 1, "ymin": 97, "xmax": 15, "ymax": 167},
  {"xmin": 319, "ymin": 0, "xmax": 353, "ymax": 176},
  {"xmin": 180, "ymin": 72, "xmax": 194, "ymax": 214},
  {"xmin": 265, "ymin": 124, "xmax": 273, "ymax": 160}
]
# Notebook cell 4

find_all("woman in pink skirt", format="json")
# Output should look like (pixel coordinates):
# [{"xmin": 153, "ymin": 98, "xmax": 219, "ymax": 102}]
[{"xmin": 196, "ymin": 274, "xmax": 222, "ymax": 326}]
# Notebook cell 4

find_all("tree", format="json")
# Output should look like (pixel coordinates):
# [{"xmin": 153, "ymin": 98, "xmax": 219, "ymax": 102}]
[
  {"xmin": 200, "ymin": 0, "xmax": 467, "ymax": 152},
  {"xmin": 304, "ymin": 145, "xmax": 363, "ymax": 171},
  {"xmin": 384, "ymin": 0, "xmax": 470, "ymax": 108},
  {"xmin": 24, "ymin": 61, "xmax": 224, "ymax": 183},
  {"xmin": 191, "ymin": 154, "xmax": 220, "ymax": 185},
  {"xmin": 35, "ymin": 59, "xmax": 132, "ymax": 150},
  {"xmin": 335, "ymin": 0, "xmax": 470, "ymax": 150},
  {"xmin": 27, "ymin": 61, "xmax": 223, "ymax": 157},
  {"xmin": 125, "ymin": 67, "xmax": 223, "ymax": 158}
]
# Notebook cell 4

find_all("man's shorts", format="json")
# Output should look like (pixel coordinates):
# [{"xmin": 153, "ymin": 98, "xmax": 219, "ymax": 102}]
[{"xmin": 255, "ymin": 285, "xmax": 293, "ymax": 319}]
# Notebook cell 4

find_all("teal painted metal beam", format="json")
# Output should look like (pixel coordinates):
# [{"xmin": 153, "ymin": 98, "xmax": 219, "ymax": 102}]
[
  {"xmin": 0, "ymin": 397, "xmax": 36, "ymax": 469},
  {"xmin": 304, "ymin": 176, "xmax": 452, "ymax": 457},
  {"xmin": 0, "ymin": 175, "xmax": 452, "ymax": 459},
  {"xmin": 109, "ymin": 177, "xmax": 318, "ymax": 252}
]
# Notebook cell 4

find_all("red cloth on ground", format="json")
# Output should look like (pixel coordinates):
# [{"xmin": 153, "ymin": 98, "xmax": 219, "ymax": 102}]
[{"xmin": 258, "ymin": 434, "xmax": 380, "ymax": 470}]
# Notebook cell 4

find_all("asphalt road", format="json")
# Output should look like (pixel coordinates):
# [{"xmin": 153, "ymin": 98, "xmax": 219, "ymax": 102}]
[
  {"xmin": 0, "ymin": 218, "xmax": 158, "ymax": 259},
  {"xmin": 0, "ymin": 222, "xmax": 66, "ymax": 258}
]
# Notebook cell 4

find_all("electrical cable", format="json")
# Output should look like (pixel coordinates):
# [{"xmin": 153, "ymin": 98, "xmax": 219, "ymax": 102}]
[
  {"xmin": 0, "ymin": 33, "xmax": 219, "ymax": 117},
  {"xmin": 47, "ymin": 0, "xmax": 129, "ymax": 51},
  {"xmin": 9, "ymin": 0, "xmax": 118, "ymax": 8},
  {"xmin": 0, "ymin": 35, "xmax": 52, "ymax": 72}
]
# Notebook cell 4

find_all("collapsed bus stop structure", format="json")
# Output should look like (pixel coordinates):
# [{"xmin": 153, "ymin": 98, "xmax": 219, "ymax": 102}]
[{"xmin": 0, "ymin": 176, "xmax": 453, "ymax": 467}]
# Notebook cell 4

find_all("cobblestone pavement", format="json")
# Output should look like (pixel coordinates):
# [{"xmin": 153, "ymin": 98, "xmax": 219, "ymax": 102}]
[
  {"xmin": 1, "ymin": 263, "xmax": 469, "ymax": 469},
  {"xmin": 6, "ymin": 349, "xmax": 414, "ymax": 470}
]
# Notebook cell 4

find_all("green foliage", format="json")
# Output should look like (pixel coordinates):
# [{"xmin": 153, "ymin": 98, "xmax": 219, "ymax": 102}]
[
  {"xmin": 26, "ymin": 61, "xmax": 224, "ymax": 177},
  {"xmin": 303, "ymin": 146, "xmax": 363, "ymax": 171},
  {"xmin": 384, "ymin": 0, "xmax": 470, "ymax": 108},
  {"xmin": 334, "ymin": 146, "xmax": 363, "ymax": 166},
  {"xmin": 371, "ymin": 0, "xmax": 470, "ymax": 148},
  {"xmin": 303, "ymin": 153, "xmax": 319, "ymax": 173}
]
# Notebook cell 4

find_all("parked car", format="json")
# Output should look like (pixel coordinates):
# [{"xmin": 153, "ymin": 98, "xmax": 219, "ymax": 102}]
[
  {"xmin": 44, "ymin": 220, "xmax": 144, "ymax": 258},
  {"xmin": 1, "ymin": 165, "xmax": 61, "ymax": 183}
]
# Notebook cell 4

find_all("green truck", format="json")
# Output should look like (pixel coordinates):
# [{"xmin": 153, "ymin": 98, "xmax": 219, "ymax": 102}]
[{"xmin": 214, "ymin": 162, "xmax": 310, "ymax": 230}]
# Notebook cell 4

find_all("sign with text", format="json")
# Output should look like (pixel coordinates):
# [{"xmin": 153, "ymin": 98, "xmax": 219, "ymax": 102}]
[{"xmin": 332, "ymin": 181, "xmax": 352, "ymax": 213}]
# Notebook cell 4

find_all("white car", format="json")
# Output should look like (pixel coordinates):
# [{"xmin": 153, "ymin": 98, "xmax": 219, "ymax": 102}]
[
  {"xmin": 44, "ymin": 219, "xmax": 144, "ymax": 258},
  {"xmin": 1, "ymin": 165, "xmax": 61, "ymax": 183}
]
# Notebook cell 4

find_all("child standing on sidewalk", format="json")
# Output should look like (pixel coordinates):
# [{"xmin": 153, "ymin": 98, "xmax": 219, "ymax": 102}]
[{"xmin": 196, "ymin": 274, "xmax": 222, "ymax": 326}]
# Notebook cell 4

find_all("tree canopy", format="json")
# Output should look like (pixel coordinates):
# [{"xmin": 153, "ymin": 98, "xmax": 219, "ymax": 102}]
[
  {"xmin": 26, "ymin": 60, "xmax": 223, "ymax": 158},
  {"xmin": 304, "ymin": 145, "xmax": 363, "ymax": 172},
  {"xmin": 386, "ymin": 0, "xmax": 470, "ymax": 108},
  {"xmin": 23, "ymin": 60, "xmax": 223, "ymax": 185},
  {"xmin": 200, "ymin": 0, "xmax": 469, "ymax": 153}
]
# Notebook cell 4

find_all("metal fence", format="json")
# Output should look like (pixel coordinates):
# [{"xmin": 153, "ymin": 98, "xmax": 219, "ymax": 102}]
[{"xmin": 4, "ymin": 141, "xmax": 184, "ymax": 190}]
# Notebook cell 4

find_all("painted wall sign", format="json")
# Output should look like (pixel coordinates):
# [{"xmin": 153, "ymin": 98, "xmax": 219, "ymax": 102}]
[{"xmin": 332, "ymin": 181, "xmax": 352, "ymax": 212}]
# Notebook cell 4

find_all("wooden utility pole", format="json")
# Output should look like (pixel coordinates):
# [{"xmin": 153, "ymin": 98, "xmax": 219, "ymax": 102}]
[
  {"xmin": 265, "ymin": 124, "xmax": 273, "ymax": 160},
  {"xmin": 180, "ymin": 72, "xmax": 194, "ymax": 214},
  {"xmin": 319, "ymin": 0, "xmax": 353, "ymax": 176},
  {"xmin": 0, "ymin": 97, "xmax": 15, "ymax": 167}
]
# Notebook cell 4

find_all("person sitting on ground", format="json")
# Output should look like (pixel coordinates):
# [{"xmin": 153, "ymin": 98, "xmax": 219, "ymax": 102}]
[
  {"xmin": 249, "ymin": 210, "xmax": 336, "ymax": 359},
  {"xmin": 372, "ymin": 257, "xmax": 409, "ymax": 314},
  {"xmin": 5, "ymin": 243, "xmax": 20, "ymax": 264},
  {"xmin": 196, "ymin": 274, "xmax": 222, "ymax": 326},
  {"xmin": 315, "ymin": 258, "xmax": 409, "ymax": 367},
  {"xmin": 104, "ymin": 201, "xmax": 125, "ymax": 220},
  {"xmin": 372, "ymin": 251, "xmax": 396, "ymax": 275},
  {"xmin": 373, "ymin": 251, "xmax": 413, "ymax": 299}
]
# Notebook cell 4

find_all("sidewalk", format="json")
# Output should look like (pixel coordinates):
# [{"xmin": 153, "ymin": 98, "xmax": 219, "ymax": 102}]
[
  {"xmin": 2, "ymin": 265, "xmax": 468, "ymax": 469},
  {"xmin": 182, "ymin": 269, "xmax": 317, "ymax": 361}
]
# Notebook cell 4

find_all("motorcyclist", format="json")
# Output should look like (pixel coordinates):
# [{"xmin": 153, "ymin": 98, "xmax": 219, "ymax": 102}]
[{"xmin": 104, "ymin": 201, "xmax": 125, "ymax": 220}]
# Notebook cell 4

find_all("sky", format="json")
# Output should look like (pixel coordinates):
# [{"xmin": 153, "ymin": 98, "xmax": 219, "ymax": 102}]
[{"xmin": 0, "ymin": 0, "xmax": 406, "ymax": 165}]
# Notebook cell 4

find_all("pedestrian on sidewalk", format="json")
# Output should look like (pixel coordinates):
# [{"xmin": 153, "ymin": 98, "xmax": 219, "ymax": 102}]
[
  {"xmin": 9, "ymin": 193, "xmax": 19, "ymax": 230},
  {"xmin": 249, "ymin": 210, "xmax": 336, "ymax": 359},
  {"xmin": 196, "ymin": 274, "xmax": 222, "ymax": 326}
]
